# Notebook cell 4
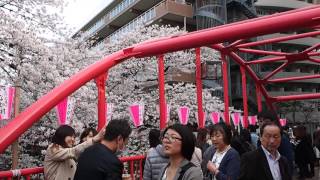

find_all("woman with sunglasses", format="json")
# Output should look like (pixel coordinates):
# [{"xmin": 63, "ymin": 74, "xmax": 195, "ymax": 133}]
[
  {"xmin": 201, "ymin": 123, "xmax": 240, "ymax": 180},
  {"xmin": 159, "ymin": 124, "xmax": 203, "ymax": 180}
]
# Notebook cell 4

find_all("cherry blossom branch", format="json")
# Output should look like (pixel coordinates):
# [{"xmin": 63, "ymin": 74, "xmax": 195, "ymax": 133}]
[
  {"xmin": 0, "ymin": 0, "xmax": 14, "ymax": 8},
  {"xmin": 0, "ymin": 66, "xmax": 15, "ymax": 82}
]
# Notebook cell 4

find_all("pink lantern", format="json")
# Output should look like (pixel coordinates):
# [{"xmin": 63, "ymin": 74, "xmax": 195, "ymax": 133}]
[
  {"xmin": 210, "ymin": 112, "xmax": 220, "ymax": 124},
  {"xmin": 279, "ymin": 118, "xmax": 287, "ymax": 127},
  {"xmin": 0, "ymin": 86, "xmax": 15, "ymax": 120},
  {"xmin": 178, "ymin": 106, "xmax": 189, "ymax": 125},
  {"xmin": 129, "ymin": 103, "xmax": 144, "ymax": 127},
  {"xmin": 56, "ymin": 97, "xmax": 75, "ymax": 125},
  {"xmin": 231, "ymin": 112, "xmax": 241, "ymax": 126},
  {"xmin": 248, "ymin": 116, "xmax": 257, "ymax": 125}
]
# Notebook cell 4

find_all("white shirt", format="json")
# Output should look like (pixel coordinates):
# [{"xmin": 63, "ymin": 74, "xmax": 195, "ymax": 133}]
[
  {"xmin": 162, "ymin": 168, "xmax": 167, "ymax": 180},
  {"xmin": 261, "ymin": 145, "xmax": 282, "ymax": 180},
  {"xmin": 211, "ymin": 146, "xmax": 230, "ymax": 180}
]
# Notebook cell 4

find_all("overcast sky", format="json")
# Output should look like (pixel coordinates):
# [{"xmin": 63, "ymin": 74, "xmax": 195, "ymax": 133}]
[{"xmin": 63, "ymin": 0, "xmax": 112, "ymax": 32}]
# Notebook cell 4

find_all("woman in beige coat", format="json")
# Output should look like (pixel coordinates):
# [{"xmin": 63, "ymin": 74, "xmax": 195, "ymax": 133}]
[{"xmin": 44, "ymin": 125, "xmax": 104, "ymax": 180}]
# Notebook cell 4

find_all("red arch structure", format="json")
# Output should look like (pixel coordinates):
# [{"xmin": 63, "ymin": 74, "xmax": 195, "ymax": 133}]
[{"xmin": 1, "ymin": 6, "xmax": 320, "ymax": 153}]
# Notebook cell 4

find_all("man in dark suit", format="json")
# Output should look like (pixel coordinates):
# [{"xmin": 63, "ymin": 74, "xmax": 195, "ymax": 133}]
[
  {"xmin": 239, "ymin": 121, "xmax": 291, "ymax": 180},
  {"xmin": 257, "ymin": 110, "xmax": 294, "ymax": 176}
]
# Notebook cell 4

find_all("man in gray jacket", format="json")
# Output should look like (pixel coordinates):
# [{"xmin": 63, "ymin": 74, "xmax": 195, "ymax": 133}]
[{"xmin": 143, "ymin": 144, "xmax": 169, "ymax": 180}]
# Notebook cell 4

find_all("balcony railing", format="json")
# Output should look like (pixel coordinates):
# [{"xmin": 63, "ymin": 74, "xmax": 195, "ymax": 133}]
[
  {"xmin": 83, "ymin": 0, "xmax": 137, "ymax": 40},
  {"xmin": 108, "ymin": 1, "xmax": 161, "ymax": 42},
  {"xmin": 94, "ymin": 0, "xmax": 192, "ymax": 48},
  {"xmin": 109, "ymin": 0, "xmax": 136, "ymax": 20}
]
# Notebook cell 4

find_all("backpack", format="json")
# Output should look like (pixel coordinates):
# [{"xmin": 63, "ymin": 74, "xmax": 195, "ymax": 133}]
[{"xmin": 177, "ymin": 162, "xmax": 195, "ymax": 180}]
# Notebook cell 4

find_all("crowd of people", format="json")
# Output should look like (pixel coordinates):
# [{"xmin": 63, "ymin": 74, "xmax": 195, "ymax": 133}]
[{"xmin": 43, "ymin": 110, "xmax": 320, "ymax": 180}]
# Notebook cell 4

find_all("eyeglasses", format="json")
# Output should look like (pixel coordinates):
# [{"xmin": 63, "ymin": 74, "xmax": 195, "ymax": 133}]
[{"xmin": 162, "ymin": 134, "xmax": 182, "ymax": 143}]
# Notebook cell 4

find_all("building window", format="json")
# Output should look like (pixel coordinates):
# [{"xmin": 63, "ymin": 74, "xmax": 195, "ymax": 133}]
[
  {"xmin": 301, "ymin": 87, "xmax": 312, "ymax": 92},
  {"xmin": 300, "ymin": 65, "xmax": 312, "ymax": 73},
  {"xmin": 201, "ymin": 62, "xmax": 221, "ymax": 80},
  {"xmin": 284, "ymin": 86, "xmax": 296, "ymax": 92}
]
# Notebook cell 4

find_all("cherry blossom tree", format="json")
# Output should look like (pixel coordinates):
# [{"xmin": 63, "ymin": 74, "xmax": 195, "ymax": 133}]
[
  {"xmin": 0, "ymin": 0, "xmax": 237, "ymax": 168},
  {"xmin": 0, "ymin": 0, "xmax": 103, "ymax": 169},
  {"xmin": 101, "ymin": 24, "xmax": 237, "ymax": 155}
]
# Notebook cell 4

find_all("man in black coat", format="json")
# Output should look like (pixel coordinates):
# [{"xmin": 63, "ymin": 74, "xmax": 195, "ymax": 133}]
[
  {"xmin": 239, "ymin": 121, "xmax": 291, "ymax": 180},
  {"xmin": 74, "ymin": 119, "xmax": 132, "ymax": 180},
  {"xmin": 257, "ymin": 110, "xmax": 294, "ymax": 176}
]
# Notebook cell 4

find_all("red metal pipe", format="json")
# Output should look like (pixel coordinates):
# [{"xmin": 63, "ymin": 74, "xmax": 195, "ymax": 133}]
[
  {"xmin": 131, "ymin": 6, "xmax": 320, "ymax": 58},
  {"xmin": 195, "ymin": 48, "xmax": 204, "ymax": 128},
  {"xmin": 0, "ymin": 167, "xmax": 44, "ymax": 178},
  {"xmin": 212, "ymin": 45, "xmax": 270, "ymax": 99},
  {"xmin": 302, "ymin": 43, "xmax": 320, "ymax": 54},
  {"xmin": 245, "ymin": 56, "xmax": 287, "ymax": 65},
  {"xmin": 309, "ymin": 52, "xmax": 320, "ymax": 56},
  {"xmin": 273, "ymin": 93, "xmax": 320, "ymax": 102},
  {"xmin": 212, "ymin": 44, "xmax": 277, "ymax": 116},
  {"xmin": 256, "ymin": 84, "xmax": 262, "ymax": 112},
  {"xmin": 0, "ymin": 156, "xmax": 146, "ymax": 179},
  {"xmin": 119, "ymin": 155, "xmax": 145, "ymax": 162},
  {"xmin": 139, "ymin": 160, "xmax": 143, "ymax": 180},
  {"xmin": 237, "ymin": 30, "xmax": 320, "ymax": 48},
  {"xmin": 130, "ymin": 161, "xmax": 134, "ymax": 179},
  {"xmin": 240, "ymin": 66, "xmax": 248, "ymax": 128},
  {"xmin": 0, "ymin": 51, "xmax": 124, "ymax": 153},
  {"xmin": 221, "ymin": 53, "xmax": 230, "ymax": 125},
  {"xmin": 120, "ymin": 155, "xmax": 145, "ymax": 179},
  {"xmin": 158, "ymin": 55, "xmax": 166, "ymax": 130},
  {"xmin": 309, "ymin": 57, "xmax": 320, "ymax": 63},
  {"xmin": 1, "ymin": 6, "xmax": 320, "ymax": 153},
  {"xmin": 263, "ymin": 62, "xmax": 289, "ymax": 81},
  {"xmin": 267, "ymin": 74, "xmax": 320, "ymax": 83},
  {"xmin": 95, "ymin": 74, "xmax": 107, "ymax": 130},
  {"xmin": 226, "ymin": 39, "xmax": 245, "ymax": 48},
  {"xmin": 238, "ymin": 48, "xmax": 288, "ymax": 56}
]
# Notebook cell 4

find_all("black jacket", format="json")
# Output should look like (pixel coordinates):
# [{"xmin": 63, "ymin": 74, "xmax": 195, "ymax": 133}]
[
  {"xmin": 74, "ymin": 143, "xmax": 123, "ymax": 180},
  {"xmin": 239, "ymin": 147, "xmax": 291, "ymax": 180},
  {"xmin": 295, "ymin": 137, "xmax": 316, "ymax": 165}
]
